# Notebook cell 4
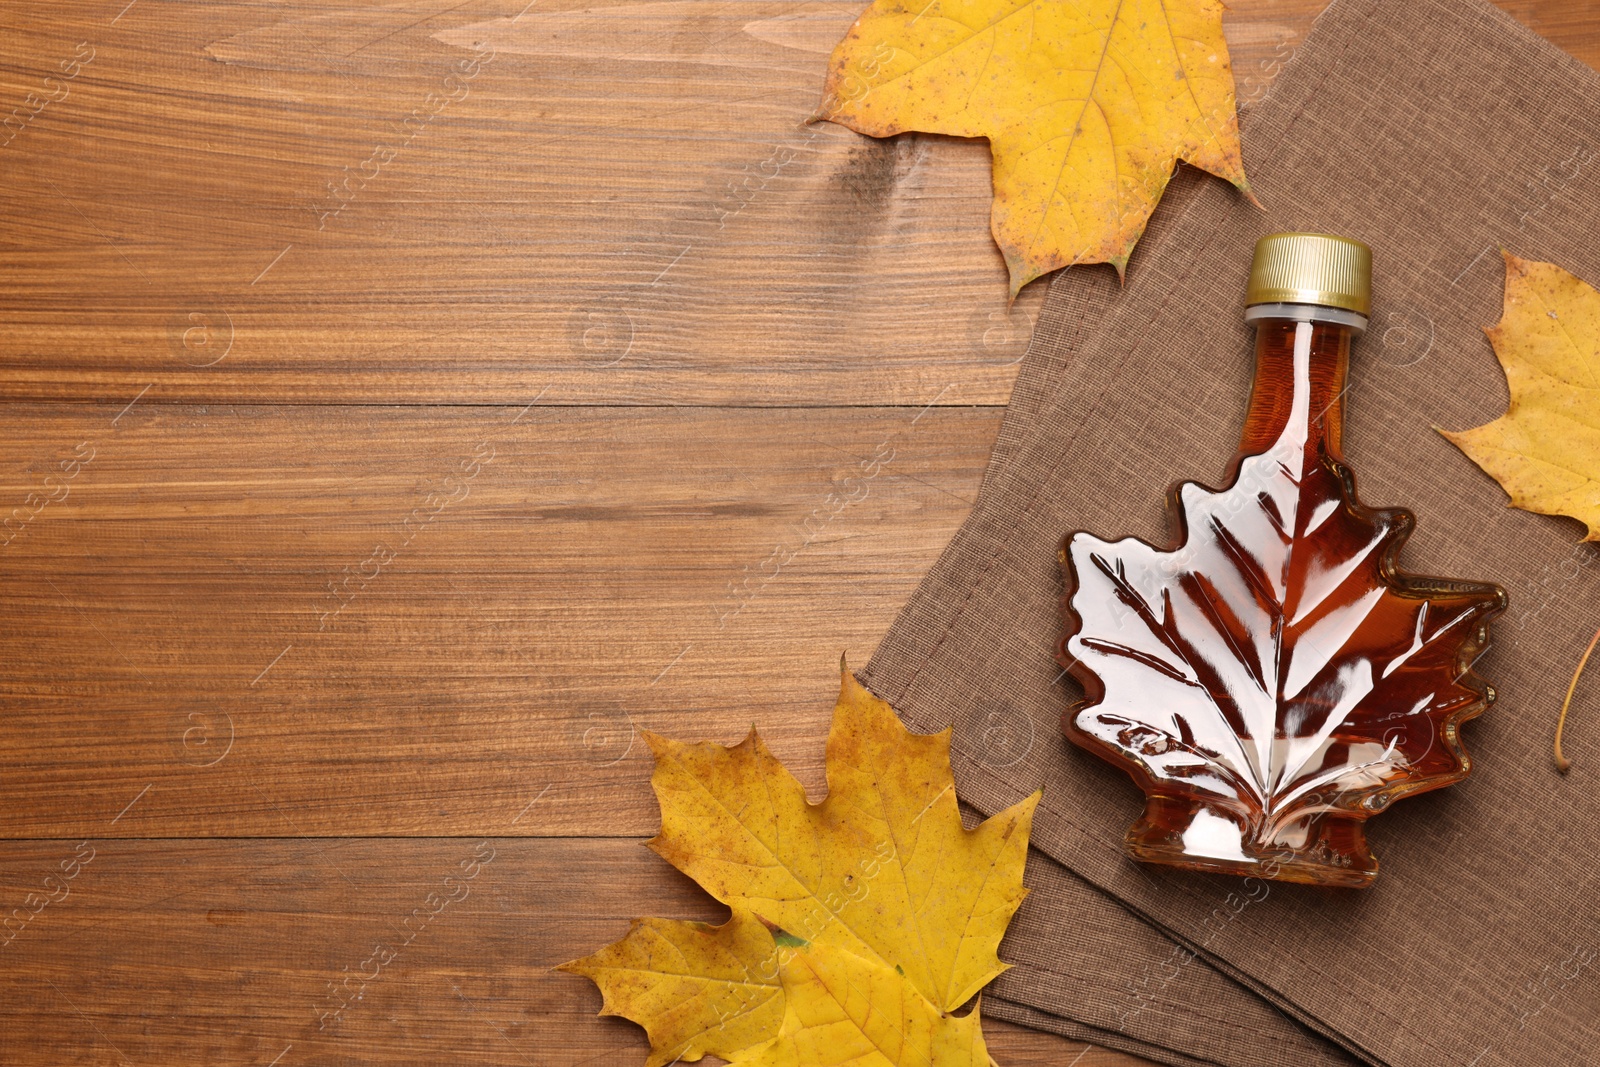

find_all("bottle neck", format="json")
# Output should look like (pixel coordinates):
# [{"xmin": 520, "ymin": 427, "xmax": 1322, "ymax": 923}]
[{"xmin": 1237, "ymin": 314, "xmax": 1356, "ymax": 465}]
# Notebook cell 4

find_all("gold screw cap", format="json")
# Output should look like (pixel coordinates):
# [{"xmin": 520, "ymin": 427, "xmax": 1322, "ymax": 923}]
[{"xmin": 1246, "ymin": 232, "xmax": 1371, "ymax": 316}]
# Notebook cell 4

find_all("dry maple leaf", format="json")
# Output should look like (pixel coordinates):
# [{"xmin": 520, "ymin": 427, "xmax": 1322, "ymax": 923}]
[
  {"xmin": 1061, "ymin": 363, "xmax": 1504, "ymax": 886},
  {"xmin": 739, "ymin": 934, "xmax": 992, "ymax": 1067},
  {"xmin": 1442, "ymin": 253, "xmax": 1600, "ymax": 542},
  {"xmin": 558, "ymin": 911, "xmax": 784, "ymax": 1066},
  {"xmin": 816, "ymin": 0, "xmax": 1252, "ymax": 295},
  {"xmin": 1442, "ymin": 253, "xmax": 1600, "ymax": 772},
  {"xmin": 560, "ymin": 663, "xmax": 1038, "ymax": 1066}
]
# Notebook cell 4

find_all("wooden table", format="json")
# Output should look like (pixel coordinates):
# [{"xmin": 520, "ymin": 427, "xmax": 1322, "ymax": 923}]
[{"xmin": 1, "ymin": 2, "xmax": 1593, "ymax": 1063}]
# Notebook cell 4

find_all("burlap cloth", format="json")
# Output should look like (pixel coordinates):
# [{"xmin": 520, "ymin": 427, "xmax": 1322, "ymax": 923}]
[
  {"xmin": 985, "ymin": 831, "xmax": 1364, "ymax": 1067},
  {"xmin": 865, "ymin": 2, "xmax": 1600, "ymax": 1065}
]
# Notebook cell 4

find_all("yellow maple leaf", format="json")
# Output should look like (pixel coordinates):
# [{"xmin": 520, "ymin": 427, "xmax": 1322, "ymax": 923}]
[
  {"xmin": 742, "ymin": 935, "xmax": 992, "ymax": 1067},
  {"xmin": 816, "ymin": 0, "xmax": 1252, "ymax": 295},
  {"xmin": 1442, "ymin": 253, "xmax": 1600, "ymax": 542},
  {"xmin": 560, "ymin": 663, "xmax": 1038, "ymax": 1065},
  {"xmin": 557, "ymin": 911, "xmax": 784, "ymax": 1067}
]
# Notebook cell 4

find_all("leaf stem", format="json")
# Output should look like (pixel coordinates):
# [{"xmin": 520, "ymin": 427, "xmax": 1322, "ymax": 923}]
[{"xmin": 1555, "ymin": 619, "xmax": 1600, "ymax": 774}]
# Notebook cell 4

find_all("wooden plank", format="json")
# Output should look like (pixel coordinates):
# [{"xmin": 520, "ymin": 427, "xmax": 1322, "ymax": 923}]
[
  {"xmin": 0, "ymin": 836, "xmax": 1150, "ymax": 1066},
  {"xmin": 0, "ymin": 0, "xmax": 1044, "ymax": 405},
  {"xmin": 0, "ymin": 403, "xmax": 997, "ymax": 837}
]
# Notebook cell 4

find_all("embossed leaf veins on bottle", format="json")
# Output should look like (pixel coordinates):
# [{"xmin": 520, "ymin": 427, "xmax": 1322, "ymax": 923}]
[{"xmin": 1059, "ymin": 233, "xmax": 1507, "ymax": 889}]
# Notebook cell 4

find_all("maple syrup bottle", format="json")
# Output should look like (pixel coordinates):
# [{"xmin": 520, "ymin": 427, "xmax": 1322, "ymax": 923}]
[{"xmin": 1059, "ymin": 234, "xmax": 1507, "ymax": 889}]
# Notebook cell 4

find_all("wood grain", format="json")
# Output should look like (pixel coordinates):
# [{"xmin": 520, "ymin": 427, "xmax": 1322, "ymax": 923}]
[
  {"xmin": 0, "ymin": 0, "xmax": 1046, "ymax": 405},
  {"xmin": 0, "ymin": 837, "xmax": 1147, "ymax": 1066},
  {"xmin": 2, "ymin": 2, "xmax": 1596, "ymax": 1065},
  {"xmin": 0, "ymin": 403, "xmax": 996, "ymax": 837}
]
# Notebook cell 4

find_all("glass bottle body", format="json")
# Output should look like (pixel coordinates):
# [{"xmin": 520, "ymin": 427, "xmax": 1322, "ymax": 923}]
[{"xmin": 1059, "ymin": 309, "xmax": 1506, "ymax": 888}]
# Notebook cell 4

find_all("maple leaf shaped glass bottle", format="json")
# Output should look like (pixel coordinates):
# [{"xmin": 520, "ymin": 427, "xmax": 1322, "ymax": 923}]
[{"xmin": 1060, "ymin": 233, "xmax": 1507, "ymax": 888}]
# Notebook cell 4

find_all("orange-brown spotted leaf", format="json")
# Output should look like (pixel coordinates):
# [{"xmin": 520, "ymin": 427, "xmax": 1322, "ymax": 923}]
[
  {"xmin": 817, "ymin": 0, "xmax": 1252, "ymax": 295},
  {"xmin": 1443, "ymin": 253, "xmax": 1600, "ymax": 541}
]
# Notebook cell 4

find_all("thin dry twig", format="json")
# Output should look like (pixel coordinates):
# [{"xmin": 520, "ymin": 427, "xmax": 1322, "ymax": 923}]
[{"xmin": 1555, "ymin": 619, "xmax": 1600, "ymax": 774}]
